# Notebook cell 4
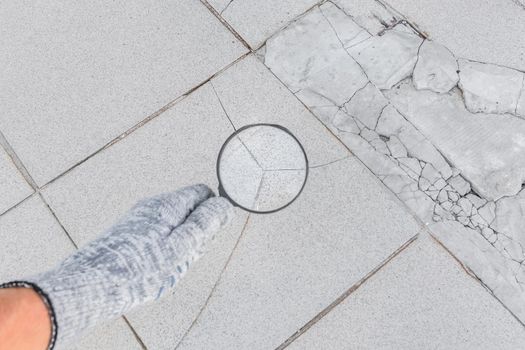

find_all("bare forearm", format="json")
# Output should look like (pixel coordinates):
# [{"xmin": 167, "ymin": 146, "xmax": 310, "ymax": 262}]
[{"xmin": 0, "ymin": 288, "xmax": 51, "ymax": 350}]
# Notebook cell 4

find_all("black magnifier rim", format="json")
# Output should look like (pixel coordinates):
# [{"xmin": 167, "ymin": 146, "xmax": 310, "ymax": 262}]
[{"xmin": 216, "ymin": 123, "xmax": 309, "ymax": 214}]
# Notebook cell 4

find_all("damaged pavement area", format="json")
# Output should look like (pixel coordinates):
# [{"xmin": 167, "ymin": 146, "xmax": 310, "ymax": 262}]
[{"xmin": 263, "ymin": 0, "xmax": 525, "ymax": 323}]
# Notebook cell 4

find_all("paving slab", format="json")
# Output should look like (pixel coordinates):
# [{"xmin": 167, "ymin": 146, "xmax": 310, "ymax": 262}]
[
  {"xmin": 176, "ymin": 157, "xmax": 421, "ymax": 350},
  {"xmin": 0, "ymin": 0, "xmax": 246, "ymax": 186},
  {"xmin": 0, "ymin": 195, "xmax": 139, "ymax": 349},
  {"xmin": 383, "ymin": 0, "xmax": 525, "ymax": 71},
  {"xmin": 42, "ymin": 54, "xmax": 347, "ymax": 348},
  {"xmin": 287, "ymin": 233, "xmax": 525, "ymax": 350},
  {"xmin": 0, "ymin": 147, "xmax": 33, "ymax": 215},
  {"xmin": 208, "ymin": 0, "xmax": 319, "ymax": 48}
]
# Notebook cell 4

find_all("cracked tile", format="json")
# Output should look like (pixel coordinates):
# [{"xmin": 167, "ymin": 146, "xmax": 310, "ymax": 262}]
[
  {"xmin": 177, "ymin": 157, "xmax": 420, "ymax": 350},
  {"xmin": 41, "ymin": 83, "xmax": 249, "ymax": 349},
  {"xmin": 211, "ymin": 56, "xmax": 348, "ymax": 166},
  {"xmin": 0, "ymin": 147, "xmax": 33, "ymax": 214},
  {"xmin": 0, "ymin": 1, "xmax": 246, "ymax": 185},
  {"xmin": 265, "ymin": 6, "xmax": 368, "ymax": 96},
  {"xmin": 386, "ymin": 80, "xmax": 525, "ymax": 201},
  {"xmin": 413, "ymin": 40, "xmax": 459, "ymax": 93},
  {"xmin": 287, "ymin": 233, "xmax": 525, "ymax": 350},
  {"xmin": 332, "ymin": 0, "xmax": 397, "ymax": 35},
  {"xmin": 458, "ymin": 59, "xmax": 524, "ymax": 115},
  {"xmin": 347, "ymin": 27, "xmax": 423, "ymax": 89}
]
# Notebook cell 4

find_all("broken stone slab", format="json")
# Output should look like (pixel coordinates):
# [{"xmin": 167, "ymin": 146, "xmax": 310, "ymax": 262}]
[
  {"xmin": 413, "ymin": 40, "xmax": 459, "ymax": 93},
  {"xmin": 458, "ymin": 59, "xmax": 524, "ymax": 115},
  {"xmin": 331, "ymin": 0, "xmax": 397, "ymax": 35},
  {"xmin": 492, "ymin": 189, "xmax": 525, "ymax": 249},
  {"xmin": 344, "ymin": 83, "xmax": 388, "ymax": 129},
  {"xmin": 386, "ymin": 80, "xmax": 525, "ymax": 201},
  {"xmin": 375, "ymin": 105, "xmax": 453, "ymax": 180},
  {"xmin": 265, "ymin": 7, "xmax": 358, "ymax": 93},
  {"xmin": 319, "ymin": 1, "xmax": 371, "ymax": 48},
  {"xmin": 347, "ymin": 26, "xmax": 423, "ymax": 89},
  {"xmin": 448, "ymin": 175, "xmax": 471, "ymax": 196}
]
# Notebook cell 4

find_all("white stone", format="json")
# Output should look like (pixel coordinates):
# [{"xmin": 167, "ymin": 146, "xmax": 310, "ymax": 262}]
[
  {"xmin": 413, "ymin": 40, "xmax": 459, "ymax": 93},
  {"xmin": 458, "ymin": 59, "xmax": 524, "ymax": 115},
  {"xmin": 348, "ymin": 27, "xmax": 423, "ymax": 89},
  {"xmin": 0, "ymin": 0, "xmax": 246, "ymax": 185},
  {"xmin": 466, "ymin": 193, "xmax": 487, "ymax": 208},
  {"xmin": 0, "ymin": 148, "xmax": 33, "ymax": 214},
  {"xmin": 288, "ymin": 233, "xmax": 525, "ymax": 350},
  {"xmin": 333, "ymin": 110, "xmax": 362, "ymax": 134},
  {"xmin": 386, "ymin": 135, "xmax": 408, "ymax": 158},
  {"xmin": 448, "ymin": 175, "xmax": 471, "ymax": 196},
  {"xmin": 344, "ymin": 83, "xmax": 388, "ymax": 129},
  {"xmin": 319, "ymin": 2, "xmax": 371, "ymax": 48},
  {"xmin": 478, "ymin": 201, "xmax": 496, "ymax": 224},
  {"xmin": 386, "ymin": 80, "xmax": 525, "ymax": 201},
  {"xmin": 264, "ymin": 8, "xmax": 367, "ymax": 97},
  {"xmin": 332, "ymin": 0, "xmax": 397, "ymax": 35}
]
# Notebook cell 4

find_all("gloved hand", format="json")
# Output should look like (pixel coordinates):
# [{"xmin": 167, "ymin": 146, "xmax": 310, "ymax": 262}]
[{"xmin": 0, "ymin": 184, "xmax": 234, "ymax": 349}]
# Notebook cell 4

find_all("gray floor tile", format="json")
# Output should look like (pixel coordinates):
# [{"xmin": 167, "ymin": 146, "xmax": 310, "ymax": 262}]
[
  {"xmin": 210, "ymin": 0, "xmax": 319, "ymax": 48},
  {"xmin": 0, "ymin": 196, "xmax": 74, "ymax": 281},
  {"xmin": 0, "ymin": 148, "xmax": 33, "ymax": 215},
  {"xmin": 288, "ymin": 233, "xmax": 525, "ymax": 350},
  {"xmin": 1, "ymin": 1, "xmax": 246, "ymax": 186},
  {"xmin": 57, "ymin": 319, "xmax": 142, "ymax": 350},
  {"xmin": 176, "ymin": 156, "xmax": 421, "ymax": 350}
]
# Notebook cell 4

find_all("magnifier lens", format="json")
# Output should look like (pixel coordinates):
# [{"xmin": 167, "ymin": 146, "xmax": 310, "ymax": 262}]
[{"xmin": 218, "ymin": 124, "xmax": 308, "ymax": 213}]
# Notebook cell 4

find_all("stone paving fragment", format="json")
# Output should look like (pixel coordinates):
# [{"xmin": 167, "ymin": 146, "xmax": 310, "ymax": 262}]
[
  {"xmin": 387, "ymin": 81, "xmax": 525, "ymax": 201},
  {"xmin": 458, "ymin": 59, "xmax": 524, "ymax": 115},
  {"xmin": 319, "ymin": 2, "xmax": 371, "ymax": 48},
  {"xmin": 0, "ymin": 147, "xmax": 33, "ymax": 214},
  {"xmin": 332, "ymin": 0, "xmax": 397, "ymax": 35},
  {"xmin": 287, "ymin": 234, "xmax": 525, "ymax": 350},
  {"xmin": 517, "ymin": 85, "xmax": 525, "ymax": 118},
  {"xmin": 347, "ymin": 27, "xmax": 423, "ymax": 89},
  {"xmin": 0, "ymin": 0, "xmax": 246, "ymax": 185},
  {"xmin": 265, "ymin": 6, "xmax": 368, "ymax": 97},
  {"xmin": 177, "ymin": 157, "xmax": 420, "ymax": 350},
  {"xmin": 413, "ymin": 40, "xmax": 459, "ymax": 93}
]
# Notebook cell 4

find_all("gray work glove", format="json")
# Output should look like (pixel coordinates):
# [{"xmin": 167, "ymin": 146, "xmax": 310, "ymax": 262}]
[{"xmin": 0, "ymin": 184, "xmax": 234, "ymax": 349}]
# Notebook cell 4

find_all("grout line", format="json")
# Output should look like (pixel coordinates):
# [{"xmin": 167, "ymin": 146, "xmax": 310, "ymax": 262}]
[
  {"xmin": 275, "ymin": 233, "xmax": 420, "ymax": 350},
  {"xmin": 199, "ymin": 0, "xmax": 252, "ymax": 50},
  {"xmin": 38, "ymin": 192, "xmax": 79, "ymax": 249},
  {"xmin": 174, "ymin": 213, "xmax": 252, "ymax": 349},
  {"xmin": 0, "ymin": 192, "xmax": 35, "ymax": 218},
  {"xmin": 123, "ymin": 316, "xmax": 149, "ymax": 350},
  {"xmin": 40, "ymin": 51, "xmax": 250, "ymax": 191}
]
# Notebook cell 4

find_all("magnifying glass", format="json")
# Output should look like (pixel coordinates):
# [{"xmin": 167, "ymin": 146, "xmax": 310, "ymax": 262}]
[{"xmin": 217, "ymin": 123, "xmax": 309, "ymax": 214}]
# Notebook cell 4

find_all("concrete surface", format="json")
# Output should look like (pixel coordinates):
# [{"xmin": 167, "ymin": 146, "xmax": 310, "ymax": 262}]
[{"xmin": 287, "ymin": 233, "xmax": 525, "ymax": 350}]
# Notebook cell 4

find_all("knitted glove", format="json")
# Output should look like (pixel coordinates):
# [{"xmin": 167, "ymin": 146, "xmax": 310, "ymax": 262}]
[{"xmin": 0, "ymin": 184, "xmax": 235, "ymax": 349}]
